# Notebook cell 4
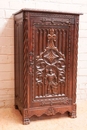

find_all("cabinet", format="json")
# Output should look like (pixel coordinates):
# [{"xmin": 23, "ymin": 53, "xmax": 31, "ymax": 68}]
[{"xmin": 14, "ymin": 9, "xmax": 80, "ymax": 124}]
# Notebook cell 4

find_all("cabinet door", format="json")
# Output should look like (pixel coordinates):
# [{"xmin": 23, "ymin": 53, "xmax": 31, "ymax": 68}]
[{"xmin": 28, "ymin": 12, "xmax": 76, "ymax": 107}]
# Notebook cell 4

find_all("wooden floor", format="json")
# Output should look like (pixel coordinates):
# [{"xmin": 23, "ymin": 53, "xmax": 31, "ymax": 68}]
[{"xmin": 0, "ymin": 101, "xmax": 87, "ymax": 130}]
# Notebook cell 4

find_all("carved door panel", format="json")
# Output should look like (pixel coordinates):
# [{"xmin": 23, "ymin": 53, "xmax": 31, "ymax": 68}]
[{"xmin": 28, "ymin": 13, "xmax": 74, "ymax": 107}]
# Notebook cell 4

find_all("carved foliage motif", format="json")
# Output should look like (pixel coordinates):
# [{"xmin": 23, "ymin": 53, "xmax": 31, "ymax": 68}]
[
  {"xmin": 35, "ymin": 29, "xmax": 66, "ymax": 97},
  {"xmin": 30, "ymin": 13, "xmax": 75, "ymax": 24},
  {"xmin": 46, "ymin": 107, "xmax": 56, "ymax": 116},
  {"xmin": 40, "ymin": 97, "xmax": 72, "ymax": 106}
]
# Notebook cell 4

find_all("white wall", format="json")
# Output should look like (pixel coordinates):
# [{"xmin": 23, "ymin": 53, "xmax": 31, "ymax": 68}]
[{"xmin": 0, "ymin": 0, "xmax": 87, "ymax": 107}]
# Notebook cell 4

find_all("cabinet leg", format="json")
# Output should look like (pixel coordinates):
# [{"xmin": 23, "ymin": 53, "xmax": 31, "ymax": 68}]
[
  {"xmin": 23, "ymin": 118, "xmax": 30, "ymax": 125},
  {"xmin": 68, "ymin": 111, "xmax": 77, "ymax": 118}
]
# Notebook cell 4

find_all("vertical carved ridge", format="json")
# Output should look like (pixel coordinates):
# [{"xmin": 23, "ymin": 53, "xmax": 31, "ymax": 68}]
[
  {"xmin": 55, "ymin": 29, "xmax": 58, "ymax": 48},
  {"xmin": 61, "ymin": 30, "xmax": 63, "ymax": 95},
  {"xmin": 68, "ymin": 26, "xmax": 71, "ymax": 98},
  {"xmin": 43, "ymin": 29, "xmax": 46, "ymax": 50},
  {"xmin": 42, "ymin": 30, "xmax": 44, "ymax": 52},
  {"xmin": 65, "ymin": 30, "xmax": 68, "ymax": 96},
  {"xmin": 59, "ymin": 29, "xmax": 61, "ymax": 52},
  {"xmin": 39, "ymin": 29, "xmax": 42, "ymax": 54},
  {"xmin": 58, "ymin": 29, "xmax": 61, "ymax": 95},
  {"xmin": 47, "ymin": 29, "xmax": 49, "ymax": 47},
  {"xmin": 36, "ymin": 29, "xmax": 39, "ymax": 56},
  {"xmin": 32, "ymin": 25, "xmax": 35, "ymax": 101},
  {"xmin": 23, "ymin": 16, "xmax": 28, "ymax": 108},
  {"xmin": 71, "ymin": 24, "xmax": 74, "ymax": 101},
  {"xmin": 66, "ymin": 29, "xmax": 70, "ymax": 98},
  {"xmin": 73, "ymin": 16, "xmax": 79, "ymax": 103},
  {"xmin": 62, "ymin": 29, "xmax": 65, "ymax": 54}
]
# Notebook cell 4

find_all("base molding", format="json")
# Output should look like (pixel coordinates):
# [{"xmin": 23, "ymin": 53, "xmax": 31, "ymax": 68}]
[{"xmin": 20, "ymin": 104, "xmax": 77, "ymax": 124}]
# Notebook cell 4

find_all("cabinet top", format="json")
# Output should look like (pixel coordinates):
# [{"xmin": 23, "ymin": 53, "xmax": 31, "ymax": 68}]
[{"xmin": 14, "ymin": 8, "xmax": 82, "ymax": 15}]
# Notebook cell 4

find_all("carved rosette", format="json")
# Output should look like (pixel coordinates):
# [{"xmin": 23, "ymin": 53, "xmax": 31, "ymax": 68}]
[{"xmin": 46, "ymin": 107, "xmax": 56, "ymax": 116}]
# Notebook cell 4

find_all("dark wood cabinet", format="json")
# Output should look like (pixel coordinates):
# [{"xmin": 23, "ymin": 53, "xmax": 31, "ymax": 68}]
[{"xmin": 14, "ymin": 9, "xmax": 81, "ymax": 124}]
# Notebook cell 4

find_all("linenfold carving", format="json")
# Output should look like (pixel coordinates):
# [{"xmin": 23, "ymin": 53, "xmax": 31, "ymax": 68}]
[{"xmin": 35, "ymin": 29, "xmax": 66, "ymax": 97}]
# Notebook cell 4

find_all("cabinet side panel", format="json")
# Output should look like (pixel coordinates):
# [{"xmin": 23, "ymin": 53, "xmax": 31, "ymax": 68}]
[
  {"xmin": 72, "ymin": 15, "xmax": 79, "ymax": 103},
  {"xmin": 14, "ymin": 13, "xmax": 24, "ymax": 108}
]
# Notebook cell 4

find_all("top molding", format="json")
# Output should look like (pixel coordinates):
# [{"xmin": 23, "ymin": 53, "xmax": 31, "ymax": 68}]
[{"xmin": 14, "ymin": 8, "xmax": 83, "ymax": 15}]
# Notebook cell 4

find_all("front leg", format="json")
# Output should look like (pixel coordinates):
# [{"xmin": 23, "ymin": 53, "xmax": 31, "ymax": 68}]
[
  {"xmin": 68, "ymin": 103, "xmax": 77, "ymax": 118},
  {"xmin": 68, "ymin": 111, "xmax": 77, "ymax": 118},
  {"xmin": 23, "ymin": 117, "xmax": 30, "ymax": 125}
]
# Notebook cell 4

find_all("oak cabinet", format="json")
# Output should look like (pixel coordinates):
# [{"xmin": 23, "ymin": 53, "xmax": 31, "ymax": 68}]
[{"xmin": 14, "ymin": 9, "xmax": 80, "ymax": 124}]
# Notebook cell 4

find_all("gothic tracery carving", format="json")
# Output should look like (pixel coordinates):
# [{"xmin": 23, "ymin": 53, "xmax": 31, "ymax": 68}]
[{"xmin": 35, "ymin": 29, "xmax": 66, "ymax": 97}]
